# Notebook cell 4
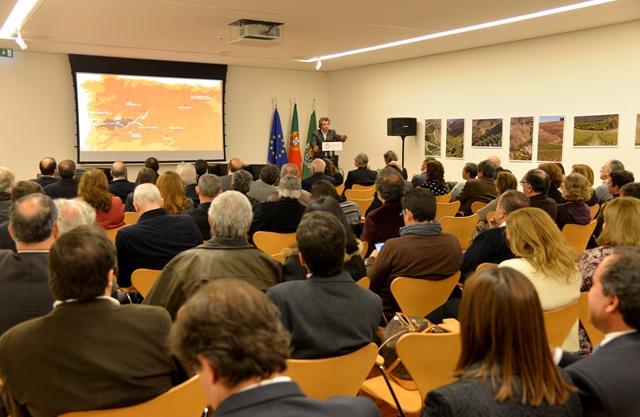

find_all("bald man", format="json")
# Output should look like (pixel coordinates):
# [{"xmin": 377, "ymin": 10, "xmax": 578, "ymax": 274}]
[
  {"xmin": 108, "ymin": 161, "xmax": 135, "ymax": 204},
  {"xmin": 220, "ymin": 157, "xmax": 244, "ymax": 191}
]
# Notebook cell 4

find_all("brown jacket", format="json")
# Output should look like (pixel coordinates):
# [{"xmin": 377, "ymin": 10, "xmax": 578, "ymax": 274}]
[{"xmin": 456, "ymin": 177, "xmax": 497, "ymax": 215}]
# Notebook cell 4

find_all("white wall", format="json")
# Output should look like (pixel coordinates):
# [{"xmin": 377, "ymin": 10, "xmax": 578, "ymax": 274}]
[{"xmin": 329, "ymin": 21, "xmax": 640, "ymax": 182}]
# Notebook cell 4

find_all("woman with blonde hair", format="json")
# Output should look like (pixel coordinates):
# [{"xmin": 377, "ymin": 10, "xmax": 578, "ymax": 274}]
[
  {"xmin": 499, "ymin": 207, "xmax": 581, "ymax": 350},
  {"xmin": 77, "ymin": 168, "xmax": 124, "ymax": 229},
  {"xmin": 556, "ymin": 173, "xmax": 592, "ymax": 229},
  {"xmin": 424, "ymin": 267, "xmax": 580, "ymax": 416},
  {"xmin": 156, "ymin": 171, "xmax": 193, "ymax": 215},
  {"xmin": 570, "ymin": 164, "xmax": 597, "ymax": 206}
]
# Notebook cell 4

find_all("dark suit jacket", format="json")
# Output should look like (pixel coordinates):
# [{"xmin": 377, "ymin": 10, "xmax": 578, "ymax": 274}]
[
  {"xmin": 0, "ymin": 222, "xmax": 15, "ymax": 252},
  {"xmin": 561, "ymin": 332, "xmax": 640, "ymax": 417},
  {"xmin": 461, "ymin": 227, "xmax": 514, "ymax": 281},
  {"xmin": 0, "ymin": 299, "xmax": 178, "ymax": 417},
  {"xmin": 115, "ymin": 208, "xmax": 202, "ymax": 287},
  {"xmin": 456, "ymin": 177, "xmax": 497, "ymax": 215},
  {"xmin": 344, "ymin": 167, "xmax": 377, "ymax": 191},
  {"xmin": 249, "ymin": 198, "xmax": 306, "ymax": 239},
  {"xmin": 214, "ymin": 381, "xmax": 380, "ymax": 417},
  {"xmin": 530, "ymin": 193, "xmax": 558, "ymax": 221},
  {"xmin": 267, "ymin": 271, "xmax": 382, "ymax": 359},
  {"xmin": 301, "ymin": 172, "xmax": 336, "ymax": 192},
  {"xmin": 43, "ymin": 178, "xmax": 77, "ymax": 199},
  {"xmin": 184, "ymin": 202, "xmax": 211, "ymax": 241},
  {"xmin": 184, "ymin": 183, "xmax": 200, "ymax": 206},
  {"xmin": 108, "ymin": 179, "xmax": 136, "ymax": 204},
  {"xmin": 310, "ymin": 128, "xmax": 339, "ymax": 159},
  {"xmin": 32, "ymin": 176, "xmax": 57, "ymax": 188}
]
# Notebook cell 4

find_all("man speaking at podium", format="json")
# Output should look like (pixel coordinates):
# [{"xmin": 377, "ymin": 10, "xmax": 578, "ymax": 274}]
[{"xmin": 311, "ymin": 117, "xmax": 347, "ymax": 168}]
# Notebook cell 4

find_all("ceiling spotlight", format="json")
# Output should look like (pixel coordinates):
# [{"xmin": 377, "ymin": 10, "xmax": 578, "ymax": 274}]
[
  {"xmin": 315, "ymin": 60, "xmax": 322, "ymax": 70},
  {"xmin": 15, "ymin": 30, "xmax": 27, "ymax": 50}
]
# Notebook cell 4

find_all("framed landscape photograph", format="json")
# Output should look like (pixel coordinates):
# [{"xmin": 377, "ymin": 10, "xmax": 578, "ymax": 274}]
[
  {"xmin": 509, "ymin": 117, "xmax": 533, "ymax": 161},
  {"xmin": 424, "ymin": 119, "xmax": 442, "ymax": 156},
  {"xmin": 471, "ymin": 118, "xmax": 502, "ymax": 147},
  {"xmin": 446, "ymin": 118, "xmax": 464, "ymax": 159},
  {"xmin": 537, "ymin": 116, "xmax": 564, "ymax": 162},
  {"xmin": 573, "ymin": 114, "xmax": 618, "ymax": 147}
]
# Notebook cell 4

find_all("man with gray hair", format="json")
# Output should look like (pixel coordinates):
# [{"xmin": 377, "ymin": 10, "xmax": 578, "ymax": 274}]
[
  {"xmin": 231, "ymin": 170, "xmax": 260, "ymax": 212},
  {"xmin": 145, "ymin": 191, "xmax": 282, "ymax": 318},
  {"xmin": 0, "ymin": 167, "xmax": 15, "ymax": 223},
  {"xmin": 184, "ymin": 174, "xmax": 221, "ymax": 241},
  {"xmin": 301, "ymin": 158, "xmax": 335, "ymax": 192},
  {"xmin": 249, "ymin": 174, "xmax": 306, "ymax": 240},
  {"xmin": 115, "ymin": 183, "xmax": 201, "ymax": 288},
  {"xmin": 596, "ymin": 159, "xmax": 625, "ymax": 203},
  {"xmin": 54, "ymin": 198, "xmax": 96, "ymax": 235},
  {"xmin": 176, "ymin": 162, "xmax": 199, "ymax": 206},
  {"xmin": 266, "ymin": 163, "xmax": 311, "ymax": 205},
  {"xmin": 0, "ymin": 194, "xmax": 58, "ymax": 336},
  {"xmin": 344, "ymin": 153, "xmax": 378, "ymax": 193},
  {"xmin": 108, "ymin": 161, "xmax": 135, "ymax": 204}
]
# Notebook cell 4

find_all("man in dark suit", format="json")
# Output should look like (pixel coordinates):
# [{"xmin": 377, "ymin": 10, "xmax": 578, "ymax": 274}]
[
  {"xmin": 557, "ymin": 248, "xmax": 640, "ymax": 417},
  {"xmin": 220, "ymin": 157, "xmax": 244, "ymax": 191},
  {"xmin": 108, "ymin": 161, "xmax": 135, "ymax": 204},
  {"xmin": 115, "ymin": 183, "xmax": 201, "ymax": 288},
  {"xmin": 456, "ymin": 159, "xmax": 498, "ymax": 215},
  {"xmin": 44, "ymin": 159, "xmax": 77, "ymax": 199},
  {"xmin": 0, "ymin": 225, "xmax": 179, "ymax": 417},
  {"xmin": 249, "ymin": 174, "xmax": 306, "ymax": 240},
  {"xmin": 310, "ymin": 117, "xmax": 347, "ymax": 168},
  {"xmin": 32, "ymin": 157, "xmax": 58, "ymax": 188},
  {"xmin": 344, "ymin": 152, "xmax": 377, "ymax": 191},
  {"xmin": 170, "ymin": 278, "xmax": 380, "ymax": 417},
  {"xmin": 184, "ymin": 174, "xmax": 221, "ymax": 241},
  {"xmin": 521, "ymin": 169, "xmax": 558, "ymax": 221},
  {"xmin": 301, "ymin": 158, "xmax": 336, "ymax": 192}
]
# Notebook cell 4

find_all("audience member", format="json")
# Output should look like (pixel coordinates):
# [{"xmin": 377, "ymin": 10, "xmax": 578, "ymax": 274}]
[
  {"xmin": 475, "ymin": 171, "xmax": 517, "ymax": 229},
  {"xmin": 419, "ymin": 160, "xmax": 450, "ymax": 196},
  {"xmin": 539, "ymin": 162, "xmax": 565, "ymax": 204},
  {"xmin": 124, "ymin": 167, "xmax": 157, "ymax": 212},
  {"xmin": 607, "ymin": 169, "xmax": 634, "ymax": 197},
  {"xmin": 424, "ymin": 268, "xmax": 580, "ymax": 417},
  {"xmin": 301, "ymin": 158, "xmax": 336, "ymax": 192},
  {"xmin": 595, "ymin": 159, "xmax": 624, "ymax": 203},
  {"xmin": 361, "ymin": 167, "xmax": 405, "ymax": 256},
  {"xmin": 558, "ymin": 248, "xmax": 640, "ymax": 417},
  {"xmin": 0, "ymin": 167, "xmax": 15, "ymax": 223},
  {"xmin": 571, "ymin": 164, "xmax": 598, "ymax": 206},
  {"xmin": 461, "ymin": 190, "xmax": 530, "ymax": 280},
  {"xmin": 184, "ymin": 174, "xmax": 221, "ymax": 241},
  {"xmin": 247, "ymin": 163, "xmax": 280, "ymax": 202},
  {"xmin": 54, "ymin": 198, "xmax": 96, "ymax": 235},
  {"xmin": 44, "ymin": 159, "xmax": 77, "ymax": 199},
  {"xmin": 410, "ymin": 156, "xmax": 436, "ymax": 188},
  {"xmin": 366, "ymin": 188, "xmax": 462, "ymax": 320},
  {"xmin": 556, "ymin": 173, "xmax": 592, "ymax": 230},
  {"xmin": 323, "ymin": 157, "xmax": 344, "ymax": 186},
  {"xmin": 220, "ymin": 157, "xmax": 244, "ymax": 191},
  {"xmin": 520, "ymin": 169, "xmax": 558, "ymax": 220},
  {"xmin": 383, "ymin": 150, "xmax": 408, "ymax": 179},
  {"xmin": 268, "ymin": 211, "xmax": 381, "ymax": 359},
  {"xmin": 268, "ymin": 163, "xmax": 312, "ymax": 205},
  {"xmin": 620, "ymin": 181, "xmax": 640, "ymax": 199},
  {"xmin": 176, "ymin": 162, "xmax": 199, "ymax": 206},
  {"xmin": 108, "ymin": 161, "xmax": 135, "ymax": 204},
  {"xmin": 145, "ymin": 156, "xmax": 160, "ymax": 175},
  {"xmin": 499, "ymin": 207, "xmax": 581, "ymax": 350},
  {"xmin": 231, "ymin": 170, "xmax": 260, "ymax": 212},
  {"xmin": 32, "ymin": 157, "xmax": 57, "ymax": 188},
  {"xmin": 0, "ymin": 181, "xmax": 44, "ymax": 251},
  {"xmin": 115, "ymin": 184, "xmax": 201, "ymax": 288},
  {"xmin": 344, "ymin": 152, "xmax": 377, "ymax": 191},
  {"xmin": 0, "ymin": 225, "xmax": 179, "ymax": 417},
  {"xmin": 449, "ymin": 162, "xmax": 478, "ymax": 201},
  {"xmin": 194, "ymin": 159, "xmax": 208, "ymax": 182},
  {"xmin": 156, "ymin": 171, "xmax": 194, "ymax": 214},
  {"xmin": 249, "ymin": 174, "xmax": 306, "ymax": 239},
  {"xmin": 487, "ymin": 155, "xmax": 503, "ymax": 175},
  {"xmin": 456, "ymin": 159, "xmax": 497, "ymax": 215},
  {"xmin": 77, "ymin": 168, "xmax": 124, "ymax": 229},
  {"xmin": 170, "ymin": 279, "xmax": 380, "ymax": 417},
  {"xmin": 311, "ymin": 180, "xmax": 361, "ymax": 229},
  {"xmin": 146, "ymin": 191, "xmax": 281, "ymax": 318}
]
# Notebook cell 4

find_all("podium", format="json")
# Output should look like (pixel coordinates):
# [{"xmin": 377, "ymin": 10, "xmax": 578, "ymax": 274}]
[{"xmin": 321, "ymin": 141, "xmax": 343, "ymax": 168}]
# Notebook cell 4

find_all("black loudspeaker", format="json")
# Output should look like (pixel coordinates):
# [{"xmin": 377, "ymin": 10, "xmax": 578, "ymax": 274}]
[{"xmin": 387, "ymin": 117, "xmax": 417, "ymax": 136}]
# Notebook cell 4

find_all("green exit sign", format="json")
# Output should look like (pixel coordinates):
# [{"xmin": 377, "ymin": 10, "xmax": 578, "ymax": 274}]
[{"xmin": 0, "ymin": 48, "xmax": 14, "ymax": 58}]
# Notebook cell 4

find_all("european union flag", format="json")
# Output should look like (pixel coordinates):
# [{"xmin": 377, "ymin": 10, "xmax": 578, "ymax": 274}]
[{"xmin": 268, "ymin": 108, "xmax": 288, "ymax": 167}]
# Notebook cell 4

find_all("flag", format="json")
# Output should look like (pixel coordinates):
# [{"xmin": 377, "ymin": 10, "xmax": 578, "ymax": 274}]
[
  {"xmin": 268, "ymin": 108, "xmax": 288, "ymax": 167},
  {"xmin": 302, "ymin": 110, "xmax": 317, "ymax": 179},
  {"xmin": 288, "ymin": 104, "xmax": 302, "ymax": 173}
]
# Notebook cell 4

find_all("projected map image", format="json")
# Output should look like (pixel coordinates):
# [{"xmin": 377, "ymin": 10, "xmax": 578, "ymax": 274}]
[{"xmin": 77, "ymin": 73, "xmax": 223, "ymax": 152}]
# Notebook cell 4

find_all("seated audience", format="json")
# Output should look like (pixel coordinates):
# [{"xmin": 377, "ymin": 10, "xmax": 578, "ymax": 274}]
[
  {"xmin": 32, "ymin": 157, "xmax": 57, "ymax": 188},
  {"xmin": 520, "ymin": 168, "xmax": 558, "ymax": 220},
  {"xmin": 0, "ymin": 167, "xmax": 15, "ymax": 223},
  {"xmin": 170, "ymin": 279, "xmax": 380, "ymax": 417},
  {"xmin": 301, "ymin": 158, "xmax": 336, "ymax": 192},
  {"xmin": 249, "ymin": 174, "xmax": 306, "ymax": 239},
  {"xmin": 115, "ymin": 184, "xmax": 201, "ymax": 288},
  {"xmin": 44, "ymin": 159, "xmax": 77, "ymax": 199},
  {"xmin": 366, "ymin": 188, "xmax": 462, "ymax": 320},
  {"xmin": 620, "ymin": 181, "xmax": 640, "ymax": 198},
  {"xmin": 383, "ymin": 150, "xmax": 408, "ymax": 179},
  {"xmin": 146, "ymin": 191, "xmax": 281, "ymax": 319},
  {"xmin": 424, "ymin": 267, "xmax": 580, "ymax": 417},
  {"xmin": 558, "ymin": 248, "xmax": 640, "ymax": 417},
  {"xmin": 487, "ymin": 155, "xmax": 503, "ymax": 175},
  {"xmin": 449, "ymin": 162, "xmax": 478, "ymax": 201},
  {"xmin": 176, "ymin": 162, "xmax": 199, "ymax": 206},
  {"xmin": 323, "ymin": 157, "xmax": 344, "ymax": 186},
  {"xmin": 77, "ymin": 168, "xmax": 124, "ymax": 229},
  {"xmin": 556, "ymin": 173, "xmax": 592, "ymax": 230},
  {"xmin": 311, "ymin": 180, "xmax": 361, "ymax": 228},
  {"xmin": 124, "ymin": 167, "xmax": 157, "ymax": 212},
  {"xmin": 108, "ymin": 161, "xmax": 135, "ymax": 204},
  {"xmin": 570, "ymin": 163, "xmax": 598, "ymax": 206},
  {"xmin": 156, "ymin": 171, "xmax": 194, "ymax": 214},
  {"xmin": 231, "ymin": 170, "xmax": 260, "ymax": 212},
  {"xmin": 456, "ymin": 159, "xmax": 497, "ymax": 215},
  {"xmin": 220, "ymin": 157, "xmax": 244, "ymax": 191},
  {"xmin": 593, "ymin": 169, "xmax": 635, "ymax": 237},
  {"xmin": 419, "ymin": 160, "xmax": 450, "ymax": 196},
  {"xmin": 595, "ymin": 159, "xmax": 624, "ymax": 203},
  {"xmin": 194, "ymin": 158, "xmax": 208, "ymax": 183},
  {"xmin": 184, "ymin": 174, "xmax": 221, "ymax": 241},
  {"xmin": 344, "ymin": 152, "xmax": 377, "ymax": 191},
  {"xmin": 461, "ymin": 190, "xmax": 530, "ymax": 280},
  {"xmin": 539, "ymin": 162, "xmax": 565, "ymax": 204},
  {"xmin": 0, "ymin": 181, "xmax": 44, "ymax": 251},
  {"xmin": 410, "ymin": 156, "xmax": 436, "ymax": 188},
  {"xmin": 247, "ymin": 163, "xmax": 280, "ymax": 202},
  {"xmin": 282, "ymin": 197, "xmax": 366, "ymax": 282},
  {"xmin": 54, "ymin": 198, "xmax": 96, "ymax": 234},
  {"xmin": 499, "ymin": 207, "xmax": 581, "ymax": 350},
  {"xmin": 266, "ymin": 163, "xmax": 312, "ymax": 205},
  {"xmin": 0, "ymin": 225, "xmax": 179, "ymax": 417},
  {"xmin": 475, "ymin": 171, "xmax": 517, "ymax": 231},
  {"xmin": 145, "ymin": 156, "xmax": 160, "ymax": 175},
  {"xmin": 268, "ymin": 211, "xmax": 382, "ymax": 359}
]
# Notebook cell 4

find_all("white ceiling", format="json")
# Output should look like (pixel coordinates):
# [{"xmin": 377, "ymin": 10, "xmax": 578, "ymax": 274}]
[{"xmin": 1, "ymin": 0, "xmax": 639, "ymax": 71}]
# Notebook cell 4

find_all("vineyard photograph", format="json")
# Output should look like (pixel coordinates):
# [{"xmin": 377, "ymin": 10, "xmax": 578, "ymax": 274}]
[
  {"xmin": 446, "ymin": 118, "xmax": 464, "ymax": 158},
  {"xmin": 424, "ymin": 119, "xmax": 442, "ymax": 156},
  {"xmin": 573, "ymin": 114, "xmax": 618, "ymax": 147}
]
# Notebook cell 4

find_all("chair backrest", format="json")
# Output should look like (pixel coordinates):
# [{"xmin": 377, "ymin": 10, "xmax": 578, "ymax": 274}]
[
  {"xmin": 285, "ymin": 343, "xmax": 377, "ymax": 400},
  {"xmin": 104, "ymin": 226, "xmax": 122, "ymax": 242},
  {"xmin": 440, "ymin": 214, "xmax": 479, "ymax": 251},
  {"xmin": 470, "ymin": 201, "xmax": 487, "ymax": 214},
  {"xmin": 352, "ymin": 184, "xmax": 375, "ymax": 192},
  {"xmin": 485, "ymin": 210, "xmax": 496, "ymax": 224},
  {"xmin": 397, "ymin": 332, "xmax": 461, "ymax": 401},
  {"xmin": 543, "ymin": 300, "xmax": 580, "ymax": 346},
  {"xmin": 475, "ymin": 262, "xmax": 498, "ymax": 273},
  {"xmin": 131, "ymin": 269, "xmax": 162, "ymax": 297},
  {"xmin": 349, "ymin": 197, "xmax": 374, "ymax": 218},
  {"xmin": 123, "ymin": 211, "xmax": 140, "ymax": 225},
  {"xmin": 345, "ymin": 188, "xmax": 375, "ymax": 200},
  {"xmin": 390, "ymin": 272, "xmax": 461, "ymax": 317},
  {"xmin": 435, "ymin": 201, "xmax": 461, "ymax": 220},
  {"xmin": 562, "ymin": 220, "xmax": 597, "ymax": 257},
  {"xmin": 589, "ymin": 203, "xmax": 600, "ymax": 220},
  {"xmin": 334, "ymin": 183, "xmax": 345, "ymax": 196},
  {"xmin": 435, "ymin": 193, "xmax": 452, "ymax": 203},
  {"xmin": 60, "ymin": 375, "xmax": 207, "ymax": 417},
  {"xmin": 359, "ymin": 241, "xmax": 369, "ymax": 259},
  {"xmin": 253, "ymin": 231, "xmax": 297, "ymax": 257},
  {"xmin": 578, "ymin": 291, "xmax": 605, "ymax": 347},
  {"xmin": 356, "ymin": 276, "xmax": 370, "ymax": 289}
]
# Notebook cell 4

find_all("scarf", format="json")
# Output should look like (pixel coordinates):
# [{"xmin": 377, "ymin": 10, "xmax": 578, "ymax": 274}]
[{"xmin": 399, "ymin": 221, "xmax": 442, "ymax": 237}]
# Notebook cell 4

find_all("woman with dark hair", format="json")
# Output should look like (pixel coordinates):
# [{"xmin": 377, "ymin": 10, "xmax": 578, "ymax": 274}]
[
  {"xmin": 323, "ymin": 158, "xmax": 344, "ymax": 186},
  {"xmin": 310, "ymin": 180, "xmax": 361, "ymax": 228},
  {"xmin": 424, "ymin": 268, "xmax": 580, "ymax": 417},
  {"xmin": 282, "ymin": 197, "xmax": 366, "ymax": 282},
  {"xmin": 124, "ymin": 167, "xmax": 157, "ymax": 212},
  {"xmin": 77, "ymin": 168, "xmax": 124, "ymax": 229},
  {"xmin": 420, "ymin": 160, "xmax": 449, "ymax": 196},
  {"xmin": 539, "ymin": 162, "xmax": 565, "ymax": 204}
]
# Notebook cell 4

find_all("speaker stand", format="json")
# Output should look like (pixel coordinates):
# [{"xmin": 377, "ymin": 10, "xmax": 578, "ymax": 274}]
[{"xmin": 400, "ymin": 135, "xmax": 406, "ymax": 169}]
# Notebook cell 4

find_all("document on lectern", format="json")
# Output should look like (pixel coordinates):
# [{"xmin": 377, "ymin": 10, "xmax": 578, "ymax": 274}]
[{"xmin": 322, "ymin": 142, "xmax": 343, "ymax": 151}]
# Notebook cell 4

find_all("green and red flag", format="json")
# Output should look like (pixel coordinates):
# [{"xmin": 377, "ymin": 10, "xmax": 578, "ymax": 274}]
[
  {"xmin": 302, "ymin": 110, "xmax": 316, "ymax": 179},
  {"xmin": 288, "ymin": 103, "xmax": 302, "ymax": 173}
]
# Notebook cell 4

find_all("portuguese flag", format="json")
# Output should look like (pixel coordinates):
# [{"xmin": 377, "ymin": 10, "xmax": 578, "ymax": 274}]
[
  {"xmin": 288, "ymin": 104, "xmax": 302, "ymax": 173},
  {"xmin": 302, "ymin": 110, "xmax": 317, "ymax": 179}
]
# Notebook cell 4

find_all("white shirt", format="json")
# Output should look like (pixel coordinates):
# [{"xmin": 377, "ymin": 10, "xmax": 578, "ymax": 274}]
[
  {"xmin": 53, "ymin": 295, "xmax": 120, "ymax": 308},
  {"xmin": 236, "ymin": 376, "xmax": 292, "ymax": 394}
]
